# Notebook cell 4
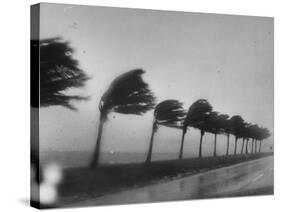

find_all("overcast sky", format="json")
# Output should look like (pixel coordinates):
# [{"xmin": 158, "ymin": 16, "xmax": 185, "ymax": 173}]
[{"xmin": 39, "ymin": 3, "xmax": 273, "ymax": 159}]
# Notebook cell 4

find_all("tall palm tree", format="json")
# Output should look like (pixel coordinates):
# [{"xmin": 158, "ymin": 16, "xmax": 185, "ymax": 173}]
[
  {"xmin": 181, "ymin": 99, "xmax": 213, "ymax": 159},
  {"xmin": 192, "ymin": 111, "xmax": 215, "ymax": 158},
  {"xmin": 250, "ymin": 138, "xmax": 254, "ymax": 153},
  {"xmin": 31, "ymin": 37, "xmax": 89, "ymax": 185},
  {"xmin": 245, "ymin": 138, "xmax": 250, "ymax": 154},
  {"xmin": 211, "ymin": 113, "xmax": 229, "ymax": 157},
  {"xmin": 90, "ymin": 69, "xmax": 156, "ymax": 168},
  {"xmin": 229, "ymin": 115, "xmax": 245, "ymax": 155},
  {"xmin": 240, "ymin": 138, "xmax": 245, "ymax": 154},
  {"xmin": 240, "ymin": 122, "xmax": 250, "ymax": 154},
  {"xmin": 222, "ymin": 117, "xmax": 232, "ymax": 156},
  {"xmin": 208, "ymin": 112, "xmax": 221, "ymax": 157},
  {"xmin": 248, "ymin": 124, "xmax": 259, "ymax": 154},
  {"xmin": 258, "ymin": 127, "xmax": 271, "ymax": 152},
  {"xmin": 145, "ymin": 100, "xmax": 186, "ymax": 163},
  {"xmin": 203, "ymin": 112, "xmax": 226, "ymax": 157}
]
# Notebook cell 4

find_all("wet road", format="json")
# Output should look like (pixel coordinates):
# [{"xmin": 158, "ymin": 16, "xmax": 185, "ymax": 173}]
[{"xmin": 77, "ymin": 156, "xmax": 273, "ymax": 206}]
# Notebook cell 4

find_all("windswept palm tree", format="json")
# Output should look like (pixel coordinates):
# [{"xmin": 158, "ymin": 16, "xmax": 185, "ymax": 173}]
[
  {"xmin": 31, "ymin": 37, "xmax": 89, "ymax": 185},
  {"xmin": 192, "ymin": 111, "xmax": 216, "ymax": 158},
  {"xmin": 181, "ymin": 99, "xmax": 212, "ymax": 159},
  {"xmin": 245, "ymin": 138, "xmax": 250, "ymax": 154},
  {"xmin": 229, "ymin": 115, "xmax": 245, "ymax": 155},
  {"xmin": 221, "ymin": 116, "xmax": 232, "ymax": 156},
  {"xmin": 146, "ymin": 100, "xmax": 186, "ymax": 163},
  {"xmin": 38, "ymin": 37, "xmax": 90, "ymax": 110},
  {"xmin": 195, "ymin": 113, "xmax": 214, "ymax": 158},
  {"xmin": 210, "ymin": 113, "xmax": 229, "ymax": 157},
  {"xmin": 248, "ymin": 124, "xmax": 259, "ymax": 154},
  {"xmin": 240, "ymin": 122, "xmax": 251, "ymax": 154},
  {"xmin": 257, "ymin": 127, "xmax": 271, "ymax": 152},
  {"xmin": 90, "ymin": 69, "xmax": 156, "ymax": 168}
]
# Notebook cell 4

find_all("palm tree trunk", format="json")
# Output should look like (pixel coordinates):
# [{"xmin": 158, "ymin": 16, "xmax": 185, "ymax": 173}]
[
  {"xmin": 246, "ymin": 139, "xmax": 249, "ymax": 154},
  {"xmin": 259, "ymin": 140, "xmax": 262, "ymax": 152},
  {"xmin": 213, "ymin": 134, "xmax": 217, "ymax": 157},
  {"xmin": 179, "ymin": 128, "xmax": 187, "ymax": 159},
  {"xmin": 254, "ymin": 140, "xmax": 257, "ymax": 153},
  {"xmin": 241, "ymin": 138, "xmax": 245, "ymax": 154},
  {"xmin": 145, "ymin": 122, "xmax": 157, "ymax": 163},
  {"xmin": 251, "ymin": 138, "xmax": 254, "ymax": 153},
  {"xmin": 234, "ymin": 137, "xmax": 238, "ymax": 155},
  {"xmin": 90, "ymin": 116, "xmax": 105, "ymax": 168},
  {"xmin": 199, "ymin": 131, "xmax": 204, "ymax": 158},
  {"xmin": 226, "ymin": 134, "xmax": 230, "ymax": 156}
]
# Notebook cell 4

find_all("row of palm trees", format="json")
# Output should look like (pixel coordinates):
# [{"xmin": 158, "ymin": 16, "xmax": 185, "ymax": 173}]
[
  {"xmin": 90, "ymin": 69, "xmax": 271, "ymax": 168},
  {"xmin": 145, "ymin": 99, "xmax": 271, "ymax": 163},
  {"xmin": 36, "ymin": 37, "xmax": 271, "ymax": 169}
]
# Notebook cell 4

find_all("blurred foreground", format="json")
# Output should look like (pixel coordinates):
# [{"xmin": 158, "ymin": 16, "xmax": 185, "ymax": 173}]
[{"xmin": 49, "ymin": 153, "xmax": 274, "ymax": 208}]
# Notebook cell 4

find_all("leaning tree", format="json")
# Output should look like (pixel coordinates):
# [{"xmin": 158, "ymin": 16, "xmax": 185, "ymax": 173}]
[
  {"xmin": 239, "ymin": 122, "xmax": 250, "ymax": 154},
  {"xmin": 145, "ymin": 100, "xmax": 186, "ymax": 163},
  {"xmin": 221, "ymin": 116, "xmax": 232, "ymax": 156},
  {"xmin": 90, "ymin": 69, "xmax": 156, "ymax": 168},
  {"xmin": 210, "ymin": 113, "xmax": 229, "ymax": 157},
  {"xmin": 192, "ymin": 110, "xmax": 215, "ymax": 158},
  {"xmin": 245, "ymin": 123, "xmax": 254, "ymax": 154},
  {"xmin": 180, "ymin": 99, "xmax": 213, "ymax": 159},
  {"xmin": 257, "ymin": 127, "xmax": 271, "ymax": 152},
  {"xmin": 38, "ymin": 37, "xmax": 90, "ymax": 110},
  {"xmin": 248, "ymin": 124, "xmax": 259, "ymax": 153},
  {"xmin": 229, "ymin": 115, "xmax": 245, "ymax": 155},
  {"xmin": 31, "ymin": 37, "xmax": 89, "ymax": 184}
]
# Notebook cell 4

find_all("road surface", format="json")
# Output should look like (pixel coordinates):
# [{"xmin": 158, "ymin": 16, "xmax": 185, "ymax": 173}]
[{"xmin": 73, "ymin": 156, "xmax": 273, "ymax": 206}]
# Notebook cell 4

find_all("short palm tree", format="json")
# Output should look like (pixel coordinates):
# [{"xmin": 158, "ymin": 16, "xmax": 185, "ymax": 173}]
[
  {"xmin": 181, "ymin": 99, "xmax": 212, "ymax": 159},
  {"xmin": 145, "ymin": 100, "xmax": 186, "ymax": 163},
  {"xmin": 90, "ymin": 69, "xmax": 156, "ymax": 168}
]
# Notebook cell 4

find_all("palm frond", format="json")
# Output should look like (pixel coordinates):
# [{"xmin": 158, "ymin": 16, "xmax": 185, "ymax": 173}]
[
  {"xmin": 99, "ymin": 69, "xmax": 156, "ymax": 119},
  {"xmin": 38, "ymin": 37, "xmax": 90, "ymax": 110},
  {"xmin": 154, "ymin": 100, "xmax": 186, "ymax": 128},
  {"xmin": 185, "ymin": 99, "xmax": 213, "ymax": 127}
]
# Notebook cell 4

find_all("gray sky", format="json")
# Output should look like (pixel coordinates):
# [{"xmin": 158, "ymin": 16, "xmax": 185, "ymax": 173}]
[{"xmin": 39, "ymin": 3, "xmax": 273, "ymax": 158}]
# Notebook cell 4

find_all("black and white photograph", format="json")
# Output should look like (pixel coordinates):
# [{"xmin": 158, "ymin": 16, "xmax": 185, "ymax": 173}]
[{"xmin": 30, "ymin": 3, "xmax": 273, "ymax": 209}]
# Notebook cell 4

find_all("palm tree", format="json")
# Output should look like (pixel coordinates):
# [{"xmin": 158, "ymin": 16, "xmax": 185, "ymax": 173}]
[
  {"xmin": 245, "ymin": 138, "xmax": 250, "ymax": 154},
  {"xmin": 211, "ymin": 113, "xmax": 229, "ymax": 157},
  {"xmin": 90, "ymin": 69, "xmax": 156, "ymax": 168},
  {"xmin": 31, "ymin": 37, "xmax": 89, "ymax": 185},
  {"xmin": 192, "ymin": 111, "xmax": 215, "ymax": 158},
  {"xmin": 257, "ymin": 127, "xmax": 271, "ymax": 152},
  {"xmin": 240, "ymin": 138, "xmax": 245, "ymax": 154},
  {"xmin": 229, "ymin": 115, "xmax": 245, "ymax": 155},
  {"xmin": 37, "ymin": 37, "xmax": 90, "ymax": 110},
  {"xmin": 240, "ymin": 122, "xmax": 250, "ymax": 154},
  {"xmin": 222, "ymin": 117, "xmax": 232, "ymax": 156},
  {"xmin": 251, "ymin": 139, "xmax": 255, "ymax": 153},
  {"xmin": 203, "ymin": 112, "xmax": 226, "ymax": 157},
  {"xmin": 248, "ymin": 124, "xmax": 259, "ymax": 154},
  {"xmin": 181, "ymin": 99, "xmax": 213, "ymax": 159},
  {"xmin": 145, "ymin": 100, "xmax": 186, "ymax": 163}
]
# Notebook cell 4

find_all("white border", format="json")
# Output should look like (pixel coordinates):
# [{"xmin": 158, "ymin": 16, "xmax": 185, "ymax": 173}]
[{"xmin": 0, "ymin": 0, "xmax": 279, "ymax": 212}]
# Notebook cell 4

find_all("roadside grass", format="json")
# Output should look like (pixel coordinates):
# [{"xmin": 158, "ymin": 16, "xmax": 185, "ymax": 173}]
[{"xmin": 57, "ymin": 152, "xmax": 272, "ymax": 206}]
